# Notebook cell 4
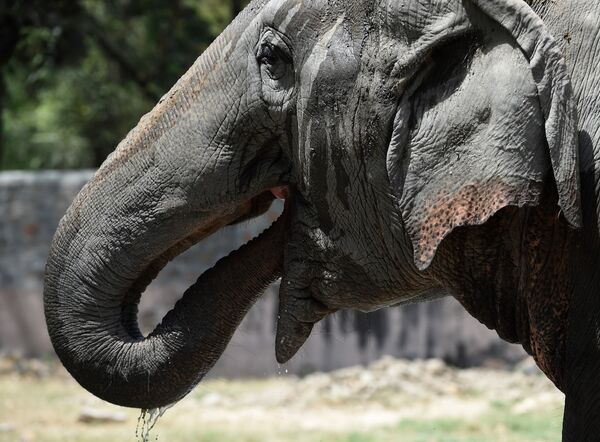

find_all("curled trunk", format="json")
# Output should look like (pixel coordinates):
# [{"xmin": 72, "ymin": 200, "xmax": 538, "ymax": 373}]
[
  {"xmin": 45, "ymin": 196, "xmax": 285, "ymax": 408},
  {"xmin": 44, "ymin": 1, "xmax": 285, "ymax": 409}
]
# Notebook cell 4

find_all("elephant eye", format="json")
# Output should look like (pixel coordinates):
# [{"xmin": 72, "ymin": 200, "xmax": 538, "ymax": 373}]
[
  {"xmin": 256, "ymin": 28, "xmax": 294, "ymax": 105},
  {"xmin": 258, "ymin": 43, "xmax": 279, "ymax": 65},
  {"xmin": 256, "ymin": 29, "xmax": 293, "ymax": 82}
]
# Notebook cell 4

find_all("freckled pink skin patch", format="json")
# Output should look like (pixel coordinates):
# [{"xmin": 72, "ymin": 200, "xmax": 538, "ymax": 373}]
[{"xmin": 271, "ymin": 186, "xmax": 289, "ymax": 200}]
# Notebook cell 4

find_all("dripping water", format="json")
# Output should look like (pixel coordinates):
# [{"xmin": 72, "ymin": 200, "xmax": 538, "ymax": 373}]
[{"xmin": 135, "ymin": 403, "xmax": 175, "ymax": 442}]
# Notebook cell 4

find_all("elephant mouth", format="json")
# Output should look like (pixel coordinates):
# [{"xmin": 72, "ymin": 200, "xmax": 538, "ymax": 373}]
[{"xmin": 122, "ymin": 186, "xmax": 291, "ymax": 338}]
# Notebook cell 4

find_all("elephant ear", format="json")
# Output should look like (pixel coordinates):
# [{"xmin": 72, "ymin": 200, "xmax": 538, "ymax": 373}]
[{"xmin": 386, "ymin": 0, "xmax": 581, "ymax": 270}]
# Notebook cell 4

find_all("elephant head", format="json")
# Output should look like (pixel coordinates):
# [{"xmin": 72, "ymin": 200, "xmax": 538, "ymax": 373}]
[{"xmin": 44, "ymin": 0, "xmax": 580, "ymax": 409}]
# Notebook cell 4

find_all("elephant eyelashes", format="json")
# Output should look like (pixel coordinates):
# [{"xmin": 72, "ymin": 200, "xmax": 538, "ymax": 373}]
[{"xmin": 257, "ymin": 29, "xmax": 293, "ymax": 81}]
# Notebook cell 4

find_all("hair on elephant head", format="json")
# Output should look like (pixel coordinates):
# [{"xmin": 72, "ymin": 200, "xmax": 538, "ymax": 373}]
[{"xmin": 44, "ymin": 0, "xmax": 580, "ymax": 412}]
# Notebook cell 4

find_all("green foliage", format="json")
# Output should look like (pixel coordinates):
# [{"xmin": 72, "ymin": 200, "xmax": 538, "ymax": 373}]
[{"xmin": 0, "ymin": 0, "xmax": 250, "ymax": 170}]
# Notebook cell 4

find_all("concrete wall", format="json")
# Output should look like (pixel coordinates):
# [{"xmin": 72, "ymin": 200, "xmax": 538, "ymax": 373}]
[{"xmin": 0, "ymin": 171, "xmax": 526, "ymax": 377}]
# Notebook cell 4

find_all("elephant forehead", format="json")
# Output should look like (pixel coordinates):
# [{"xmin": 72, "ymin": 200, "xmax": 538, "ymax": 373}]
[
  {"xmin": 262, "ymin": 0, "xmax": 339, "ymax": 34},
  {"xmin": 297, "ymin": 15, "xmax": 354, "ymax": 104},
  {"xmin": 262, "ymin": 0, "xmax": 302, "ymax": 27}
]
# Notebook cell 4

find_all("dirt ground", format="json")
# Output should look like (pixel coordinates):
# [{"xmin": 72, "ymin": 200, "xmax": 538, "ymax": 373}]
[{"xmin": 0, "ymin": 355, "xmax": 565, "ymax": 441}]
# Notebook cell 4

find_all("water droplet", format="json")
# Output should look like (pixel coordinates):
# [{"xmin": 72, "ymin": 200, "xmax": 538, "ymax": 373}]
[{"xmin": 136, "ymin": 403, "xmax": 175, "ymax": 442}]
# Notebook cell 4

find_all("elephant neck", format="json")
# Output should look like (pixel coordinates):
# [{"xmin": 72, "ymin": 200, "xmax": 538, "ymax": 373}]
[
  {"xmin": 529, "ymin": 0, "xmax": 600, "ymax": 176},
  {"xmin": 435, "ymin": 189, "xmax": 575, "ymax": 390}
]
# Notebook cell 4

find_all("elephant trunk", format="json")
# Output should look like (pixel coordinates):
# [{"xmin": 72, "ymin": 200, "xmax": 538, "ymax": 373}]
[
  {"xmin": 45, "ymin": 195, "xmax": 284, "ymax": 409},
  {"xmin": 44, "ymin": 1, "xmax": 284, "ymax": 409}
]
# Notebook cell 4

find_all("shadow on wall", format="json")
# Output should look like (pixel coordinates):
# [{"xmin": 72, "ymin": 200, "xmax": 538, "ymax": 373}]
[{"xmin": 0, "ymin": 171, "xmax": 526, "ymax": 376}]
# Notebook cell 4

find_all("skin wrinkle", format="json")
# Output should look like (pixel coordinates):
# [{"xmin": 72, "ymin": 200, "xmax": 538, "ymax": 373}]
[
  {"xmin": 350, "ymin": 31, "xmax": 403, "ymax": 267},
  {"xmin": 42, "ymin": 1, "xmax": 600, "ymax": 439}
]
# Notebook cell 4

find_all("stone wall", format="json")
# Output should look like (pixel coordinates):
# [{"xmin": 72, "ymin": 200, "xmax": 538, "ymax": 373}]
[{"xmin": 0, "ymin": 171, "xmax": 526, "ymax": 377}]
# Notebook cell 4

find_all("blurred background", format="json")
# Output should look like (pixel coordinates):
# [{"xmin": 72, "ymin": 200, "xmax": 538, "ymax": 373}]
[{"xmin": 0, "ymin": 1, "xmax": 564, "ymax": 441}]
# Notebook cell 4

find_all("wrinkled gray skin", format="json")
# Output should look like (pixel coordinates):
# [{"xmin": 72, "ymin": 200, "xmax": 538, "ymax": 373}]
[{"xmin": 43, "ymin": 0, "xmax": 600, "ymax": 439}]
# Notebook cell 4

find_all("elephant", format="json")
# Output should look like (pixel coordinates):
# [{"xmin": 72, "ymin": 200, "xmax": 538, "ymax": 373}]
[{"xmin": 43, "ymin": 0, "xmax": 600, "ymax": 439}]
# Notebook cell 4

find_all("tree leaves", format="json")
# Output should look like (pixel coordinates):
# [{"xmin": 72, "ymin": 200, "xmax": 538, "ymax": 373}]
[{"xmin": 1, "ymin": 0, "xmax": 250, "ymax": 170}]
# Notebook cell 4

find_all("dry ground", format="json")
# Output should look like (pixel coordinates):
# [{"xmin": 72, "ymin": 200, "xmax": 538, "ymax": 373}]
[{"xmin": 0, "ymin": 356, "xmax": 565, "ymax": 442}]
